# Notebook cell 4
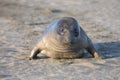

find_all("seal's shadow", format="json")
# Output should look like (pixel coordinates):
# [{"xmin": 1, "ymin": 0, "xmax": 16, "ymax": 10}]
[{"xmin": 95, "ymin": 41, "xmax": 120, "ymax": 59}]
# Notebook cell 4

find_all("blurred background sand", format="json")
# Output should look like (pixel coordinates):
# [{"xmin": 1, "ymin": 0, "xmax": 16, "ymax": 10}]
[{"xmin": 0, "ymin": 0, "xmax": 120, "ymax": 80}]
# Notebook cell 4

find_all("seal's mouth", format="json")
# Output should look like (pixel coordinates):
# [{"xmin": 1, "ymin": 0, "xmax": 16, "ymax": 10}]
[
  {"xmin": 62, "ymin": 36, "xmax": 76, "ymax": 45},
  {"xmin": 62, "ymin": 40, "xmax": 76, "ymax": 46}
]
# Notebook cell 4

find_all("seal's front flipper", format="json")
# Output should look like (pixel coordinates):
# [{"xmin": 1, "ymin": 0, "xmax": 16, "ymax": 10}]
[
  {"xmin": 29, "ymin": 47, "xmax": 41, "ymax": 60},
  {"xmin": 86, "ymin": 46, "xmax": 104, "ymax": 59}
]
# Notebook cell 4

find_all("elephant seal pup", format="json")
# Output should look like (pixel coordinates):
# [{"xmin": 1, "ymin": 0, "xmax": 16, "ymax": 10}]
[{"xmin": 29, "ymin": 17, "xmax": 103, "ymax": 60}]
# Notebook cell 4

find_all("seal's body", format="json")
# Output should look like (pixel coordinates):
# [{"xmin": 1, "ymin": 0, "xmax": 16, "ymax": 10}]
[{"xmin": 29, "ymin": 17, "xmax": 102, "ymax": 59}]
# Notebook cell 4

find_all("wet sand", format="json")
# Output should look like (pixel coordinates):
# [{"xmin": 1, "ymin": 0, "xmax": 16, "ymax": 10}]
[{"xmin": 0, "ymin": 0, "xmax": 120, "ymax": 80}]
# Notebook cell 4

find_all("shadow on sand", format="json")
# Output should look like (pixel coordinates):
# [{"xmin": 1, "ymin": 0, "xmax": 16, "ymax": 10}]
[{"xmin": 96, "ymin": 41, "xmax": 120, "ymax": 59}]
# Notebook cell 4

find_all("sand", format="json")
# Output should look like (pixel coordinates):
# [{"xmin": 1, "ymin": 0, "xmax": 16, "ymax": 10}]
[{"xmin": 0, "ymin": 0, "xmax": 120, "ymax": 80}]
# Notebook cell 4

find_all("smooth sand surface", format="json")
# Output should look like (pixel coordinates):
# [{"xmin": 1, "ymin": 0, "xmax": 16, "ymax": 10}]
[{"xmin": 0, "ymin": 0, "xmax": 120, "ymax": 80}]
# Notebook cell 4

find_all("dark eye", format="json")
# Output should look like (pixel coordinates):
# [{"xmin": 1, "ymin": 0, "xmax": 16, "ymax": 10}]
[
  {"xmin": 74, "ymin": 28, "xmax": 79, "ymax": 37},
  {"xmin": 57, "ymin": 27, "xmax": 65, "ymax": 35},
  {"xmin": 59, "ymin": 27, "xmax": 64, "ymax": 32}
]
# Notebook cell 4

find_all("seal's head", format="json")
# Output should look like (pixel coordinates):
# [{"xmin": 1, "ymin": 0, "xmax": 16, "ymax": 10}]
[{"xmin": 55, "ymin": 17, "xmax": 80, "ymax": 45}]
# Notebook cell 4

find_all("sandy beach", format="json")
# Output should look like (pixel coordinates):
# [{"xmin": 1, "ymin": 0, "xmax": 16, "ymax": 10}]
[{"xmin": 0, "ymin": 0, "xmax": 120, "ymax": 80}]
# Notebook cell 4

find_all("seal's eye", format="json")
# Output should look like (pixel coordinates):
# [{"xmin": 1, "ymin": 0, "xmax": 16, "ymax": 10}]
[
  {"xmin": 59, "ymin": 27, "xmax": 64, "ymax": 32},
  {"xmin": 57, "ymin": 27, "xmax": 65, "ymax": 35},
  {"xmin": 74, "ymin": 28, "xmax": 79, "ymax": 37}
]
